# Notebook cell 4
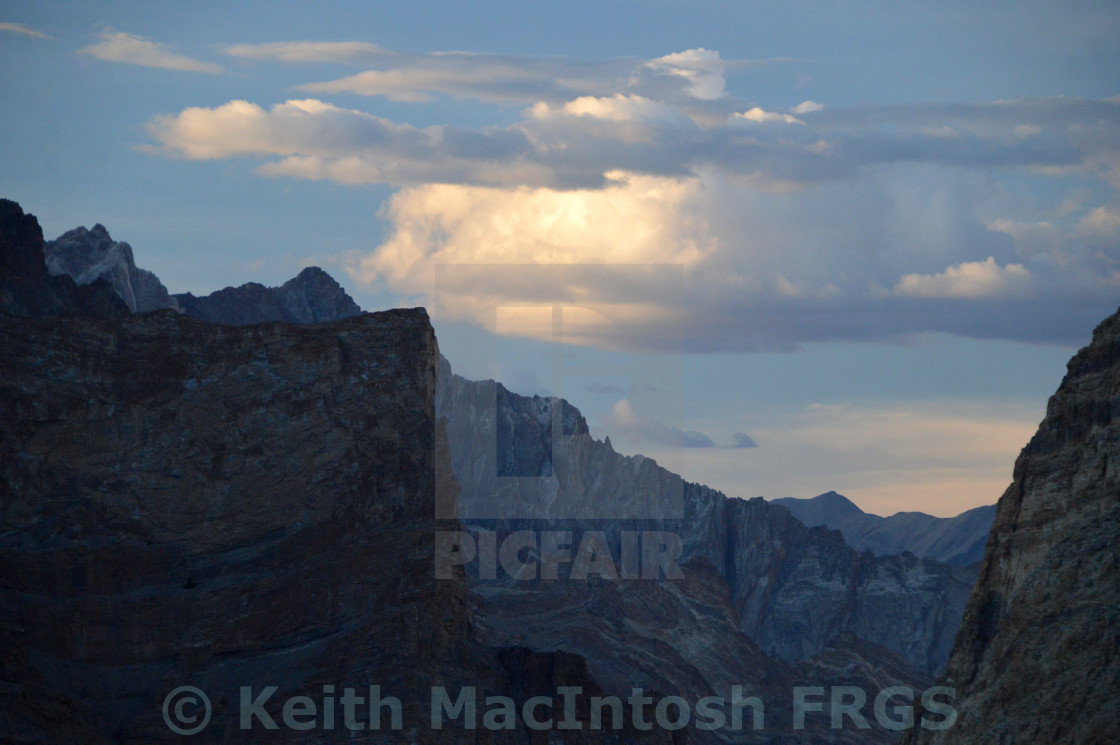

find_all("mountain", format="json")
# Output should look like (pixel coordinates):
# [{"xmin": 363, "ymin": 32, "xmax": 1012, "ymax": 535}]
[
  {"xmin": 772, "ymin": 492, "xmax": 996, "ymax": 566},
  {"xmin": 172, "ymin": 267, "xmax": 363, "ymax": 325},
  {"xmin": 45, "ymin": 224, "xmax": 180, "ymax": 313},
  {"xmin": 45, "ymin": 220, "xmax": 363, "ymax": 326},
  {"xmin": 436, "ymin": 358, "xmax": 977, "ymax": 680},
  {"xmin": 901, "ymin": 307, "xmax": 1120, "ymax": 744},
  {"xmin": 0, "ymin": 200, "xmax": 128, "ymax": 319}
]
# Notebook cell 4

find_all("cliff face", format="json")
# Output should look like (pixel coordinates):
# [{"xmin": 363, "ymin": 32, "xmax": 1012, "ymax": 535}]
[
  {"xmin": 772, "ymin": 492, "xmax": 995, "ymax": 567},
  {"xmin": 1, "ymin": 308, "xmax": 445, "ymax": 742},
  {"xmin": 435, "ymin": 360, "xmax": 975, "ymax": 681},
  {"xmin": 902, "ymin": 308, "xmax": 1120, "ymax": 745},
  {"xmin": 45, "ymin": 224, "xmax": 180, "ymax": 314}
]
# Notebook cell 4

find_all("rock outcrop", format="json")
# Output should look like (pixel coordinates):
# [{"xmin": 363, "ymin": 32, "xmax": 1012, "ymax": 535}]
[
  {"xmin": 772, "ymin": 492, "xmax": 995, "ymax": 566},
  {"xmin": 901, "ymin": 307, "xmax": 1120, "ymax": 744},
  {"xmin": 173, "ymin": 267, "xmax": 363, "ymax": 325},
  {"xmin": 45, "ymin": 224, "xmax": 180, "ymax": 313}
]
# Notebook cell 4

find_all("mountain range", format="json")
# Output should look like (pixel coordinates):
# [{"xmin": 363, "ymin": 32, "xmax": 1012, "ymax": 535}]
[
  {"xmin": 2, "ymin": 197, "xmax": 1116, "ymax": 742},
  {"xmin": 772, "ymin": 492, "xmax": 995, "ymax": 566}
]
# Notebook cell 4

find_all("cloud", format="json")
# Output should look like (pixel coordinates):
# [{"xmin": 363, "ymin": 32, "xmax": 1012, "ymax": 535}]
[
  {"xmin": 602, "ymin": 400, "xmax": 758, "ymax": 449},
  {"xmin": 145, "ymin": 94, "xmax": 1120, "ymax": 191},
  {"xmin": 604, "ymin": 400, "xmax": 718, "ymax": 448},
  {"xmin": 733, "ymin": 107, "xmax": 805, "ymax": 125},
  {"xmin": 791, "ymin": 100, "xmax": 823, "ymax": 115},
  {"xmin": 141, "ymin": 42, "xmax": 1120, "ymax": 351},
  {"xmin": 894, "ymin": 257, "xmax": 1033, "ymax": 299},
  {"xmin": 224, "ymin": 41, "xmax": 389, "ymax": 63},
  {"xmin": 643, "ymin": 48, "xmax": 726, "ymax": 100},
  {"xmin": 1075, "ymin": 206, "xmax": 1120, "ymax": 242},
  {"xmin": 0, "ymin": 22, "xmax": 47, "ymax": 39},
  {"xmin": 275, "ymin": 45, "xmax": 753, "ymax": 109},
  {"xmin": 80, "ymin": 31, "xmax": 222, "ymax": 73}
]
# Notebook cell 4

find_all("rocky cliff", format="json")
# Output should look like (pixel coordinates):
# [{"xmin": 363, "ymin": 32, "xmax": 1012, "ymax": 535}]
[
  {"xmin": 772, "ymin": 492, "xmax": 995, "ymax": 566},
  {"xmin": 900, "ymin": 307, "xmax": 1120, "ymax": 744},
  {"xmin": 45, "ymin": 224, "xmax": 180, "ymax": 313}
]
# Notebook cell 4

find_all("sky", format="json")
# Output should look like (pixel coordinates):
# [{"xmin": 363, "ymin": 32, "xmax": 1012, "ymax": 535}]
[{"xmin": 2, "ymin": 1, "xmax": 1118, "ymax": 516}]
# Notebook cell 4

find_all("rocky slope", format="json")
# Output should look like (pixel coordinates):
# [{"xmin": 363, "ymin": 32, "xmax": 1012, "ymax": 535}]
[
  {"xmin": 45, "ymin": 224, "xmax": 180, "ymax": 313},
  {"xmin": 172, "ymin": 267, "xmax": 363, "ymax": 325},
  {"xmin": 900, "ymin": 307, "xmax": 1120, "ymax": 744},
  {"xmin": 772, "ymin": 492, "xmax": 995, "ymax": 566},
  {"xmin": 436, "ymin": 360, "xmax": 977, "ymax": 680}
]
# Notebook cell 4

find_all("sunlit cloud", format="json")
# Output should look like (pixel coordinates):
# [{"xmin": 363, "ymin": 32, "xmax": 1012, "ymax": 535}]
[
  {"xmin": 894, "ymin": 257, "xmax": 1033, "ymax": 299},
  {"xmin": 80, "ymin": 31, "xmax": 222, "ymax": 74}
]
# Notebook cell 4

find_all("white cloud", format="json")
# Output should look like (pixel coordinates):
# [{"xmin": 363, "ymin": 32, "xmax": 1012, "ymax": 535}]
[
  {"xmin": 355, "ymin": 171, "xmax": 712, "ymax": 291},
  {"xmin": 643, "ymin": 48, "xmax": 727, "ymax": 100},
  {"xmin": 0, "ymin": 22, "xmax": 47, "ymax": 39},
  {"xmin": 533, "ymin": 94, "xmax": 689, "ymax": 125},
  {"xmin": 894, "ymin": 257, "xmax": 1032, "ymax": 299},
  {"xmin": 732, "ymin": 107, "xmax": 805, "ymax": 125},
  {"xmin": 224, "ymin": 41, "xmax": 389, "ymax": 63},
  {"xmin": 791, "ymin": 100, "xmax": 823, "ymax": 115},
  {"xmin": 80, "ymin": 31, "xmax": 222, "ymax": 74}
]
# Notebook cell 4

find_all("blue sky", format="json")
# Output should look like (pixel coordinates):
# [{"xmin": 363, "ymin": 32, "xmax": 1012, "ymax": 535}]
[{"xmin": 2, "ymin": 1, "xmax": 1118, "ymax": 515}]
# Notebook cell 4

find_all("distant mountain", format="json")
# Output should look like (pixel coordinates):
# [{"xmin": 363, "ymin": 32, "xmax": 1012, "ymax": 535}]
[
  {"xmin": 173, "ymin": 266, "xmax": 363, "ymax": 325},
  {"xmin": 44, "ymin": 220, "xmax": 364, "ymax": 326},
  {"xmin": 45, "ymin": 224, "xmax": 179, "ymax": 313},
  {"xmin": 772, "ymin": 491, "xmax": 996, "ymax": 566},
  {"xmin": 437, "ymin": 358, "xmax": 977, "ymax": 680}
]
